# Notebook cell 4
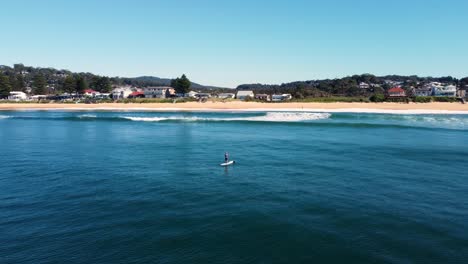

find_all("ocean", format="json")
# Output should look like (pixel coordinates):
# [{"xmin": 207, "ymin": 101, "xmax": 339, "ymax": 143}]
[{"xmin": 1, "ymin": 110, "xmax": 467, "ymax": 263}]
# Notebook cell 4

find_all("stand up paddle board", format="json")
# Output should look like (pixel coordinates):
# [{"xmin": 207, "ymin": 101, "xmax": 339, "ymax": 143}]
[{"xmin": 220, "ymin": 161, "xmax": 235, "ymax": 166}]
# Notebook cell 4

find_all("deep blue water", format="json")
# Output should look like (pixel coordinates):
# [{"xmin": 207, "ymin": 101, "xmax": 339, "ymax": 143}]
[{"xmin": 1, "ymin": 111, "xmax": 467, "ymax": 263}]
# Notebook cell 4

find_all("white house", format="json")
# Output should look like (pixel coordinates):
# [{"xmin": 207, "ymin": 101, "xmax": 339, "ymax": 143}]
[
  {"xmin": 111, "ymin": 86, "xmax": 134, "ymax": 99},
  {"xmin": 413, "ymin": 87, "xmax": 432, "ymax": 96},
  {"xmin": 143, "ymin": 87, "xmax": 175, "ymax": 98},
  {"xmin": 84, "ymin": 89, "xmax": 99, "ymax": 97},
  {"xmin": 359, "ymin": 82, "xmax": 370, "ymax": 89},
  {"xmin": 218, "ymin": 93, "xmax": 235, "ymax": 99},
  {"xmin": 8, "ymin": 91, "xmax": 28, "ymax": 100},
  {"xmin": 236, "ymin": 90, "xmax": 254, "ymax": 100},
  {"xmin": 30, "ymin": 95, "xmax": 47, "ymax": 100},
  {"xmin": 272, "ymin": 94, "xmax": 292, "ymax": 102},
  {"xmin": 430, "ymin": 83, "xmax": 457, "ymax": 97}
]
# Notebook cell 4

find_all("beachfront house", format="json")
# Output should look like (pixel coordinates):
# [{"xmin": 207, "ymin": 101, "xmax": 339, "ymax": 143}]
[
  {"xmin": 30, "ymin": 95, "xmax": 47, "ymax": 100},
  {"xmin": 272, "ymin": 94, "xmax": 292, "ymax": 102},
  {"xmin": 218, "ymin": 93, "xmax": 235, "ymax": 99},
  {"xmin": 413, "ymin": 87, "xmax": 432, "ymax": 96},
  {"xmin": 84, "ymin": 89, "xmax": 99, "ymax": 97},
  {"xmin": 143, "ymin": 87, "xmax": 175, "ymax": 99},
  {"xmin": 431, "ymin": 83, "xmax": 457, "ymax": 97},
  {"xmin": 8, "ymin": 91, "xmax": 28, "ymax": 101},
  {"xmin": 236, "ymin": 90, "xmax": 254, "ymax": 100},
  {"xmin": 255, "ymin": 94, "xmax": 271, "ymax": 101},
  {"xmin": 128, "ymin": 91, "xmax": 145, "ymax": 98},
  {"xmin": 94, "ymin": 93, "xmax": 110, "ymax": 99},
  {"xmin": 387, "ymin": 87, "xmax": 407, "ymax": 98},
  {"xmin": 111, "ymin": 86, "xmax": 134, "ymax": 99}
]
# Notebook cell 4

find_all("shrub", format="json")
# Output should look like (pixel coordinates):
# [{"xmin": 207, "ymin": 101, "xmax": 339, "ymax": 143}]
[
  {"xmin": 292, "ymin": 97, "xmax": 370, "ymax": 103},
  {"xmin": 432, "ymin": 96, "xmax": 459, "ymax": 102},
  {"xmin": 369, "ymin": 94, "xmax": 385, "ymax": 102},
  {"xmin": 413, "ymin": 96, "xmax": 432, "ymax": 103}
]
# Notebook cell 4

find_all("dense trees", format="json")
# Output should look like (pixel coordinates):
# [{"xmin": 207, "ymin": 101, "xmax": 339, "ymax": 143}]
[
  {"xmin": 32, "ymin": 74, "xmax": 47, "ymax": 95},
  {"xmin": 14, "ymin": 75, "xmax": 26, "ymax": 92},
  {"xmin": 91, "ymin": 76, "xmax": 112, "ymax": 93},
  {"xmin": 237, "ymin": 74, "xmax": 464, "ymax": 97},
  {"xmin": 63, "ymin": 76, "xmax": 76, "ymax": 93},
  {"xmin": 75, "ymin": 76, "xmax": 88, "ymax": 94},
  {"xmin": 171, "ymin": 74, "xmax": 191, "ymax": 94},
  {"xmin": 0, "ymin": 73, "xmax": 12, "ymax": 98}
]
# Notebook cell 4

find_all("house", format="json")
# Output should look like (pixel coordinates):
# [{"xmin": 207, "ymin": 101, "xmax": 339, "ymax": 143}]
[
  {"xmin": 8, "ymin": 91, "xmax": 28, "ymax": 100},
  {"xmin": 143, "ymin": 87, "xmax": 175, "ymax": 98},
  {"xmin": 384, "ymin": 80, "xmax": 404, "ymax": 87},
  {"xmin": 272, "ymin": 94, "xmax": 293, "ymax": 102},
  {"xmin": 431, "ymin": 83, "xmax": 457, "ymax": 97},
  {"xmin": 218, "ymin": 93, "xmax": 235, "ymax": 99},
  {"xmin": 30, "ymin": 95, "xmax": 47, "ymax": 100},
  {"xmin": 236, "ymin": 90, "xmax": 254, "ymax": 100},
  {"xmin": 111, "ymin": 86, "xmax": 134, "ymax": 99},
  {"xmin": 128, "ymin": 91, "xmax": 145, "ymax": 98},
  {"xmin": 387, "ymin": 87, "xmax": 406, "ymax": 97},
  {"xmin": 413, "ymin": 87, "xmax": 432, "ymax": 96},
  {"xmin": 84, "ymin": 89, "xmax": 99, "ymax": 97},
  {"xmin": 359, "ymin": 82, "xmax": 370, "ymax": 89},
  {"xmin": 255, "ymin": 94, "xmax": 270, "ymax": 101},
  {"xmin": 95, "ymin": 93, "xmax": 110, "ymax": 99}
]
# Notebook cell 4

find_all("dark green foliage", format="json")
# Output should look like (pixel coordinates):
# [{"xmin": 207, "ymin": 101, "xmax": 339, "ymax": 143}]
[
  {"xmin": 413, "ymin": 96, "xmax": 432, "ymax": 103},
  {"xmin": 32, "ymin": 74, "xmax": 47, "ymax": 95},
  {"xmin": 370, "ymin": 94, "xmax": 385, "ymax": 102},
  {"xmin": 91, "ymin": 76, "xmax": 112, "ymax": 93},
  {"xmin": 237, "ymin": 74, "xmax": 463, "ymax": 98},
  {"xmin": 171, "ymin": 74, "xmax": 191, "ymax": 94},
  {"xmin": 0, "ymin": 73, "xmax": 12, "ymax": 98},
  {"xmin": 14, "ymin": 75, "xmax": 26, "ymax": 92},
  {"xmin": 293, "ymin": 97, "xmax": 370, "ymax": 103},
  {"xmin": 75, "ymin": 76, "xmax": 88, "ymax": 94},
  {"xmin": 63, "ymin": 75, "xmax": 76, "ymax": 93},
  {"xmin": 432, "ymin": 96, "xmax": 459, "ymax": 102}
]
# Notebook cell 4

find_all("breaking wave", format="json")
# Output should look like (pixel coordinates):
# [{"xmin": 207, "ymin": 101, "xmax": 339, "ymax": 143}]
[
  {"xmin": 122, "ymin": 112, "xmax": 331, "ymax": 122},
  {"xmin": 0, "ymin": 115, "xmax": 12, "ymax": 119},
  {"xmin": 77, "ymin": 114, "xmax": 98, "ymax": 119}
]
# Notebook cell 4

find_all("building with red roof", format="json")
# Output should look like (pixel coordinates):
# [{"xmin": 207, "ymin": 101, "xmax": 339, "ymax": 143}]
[
  {"xmin": 128, "ymin": 91, "xmax": 145, "ymax": 98},
  {"xmin": 387, "ymin": 87, "xmax": 406, "ymax": 97}
]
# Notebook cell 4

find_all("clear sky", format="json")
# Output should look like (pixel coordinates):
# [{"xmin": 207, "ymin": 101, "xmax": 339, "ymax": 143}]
[{"xmin": 1, "ymin": 0, "xmax": 467, "ymax": 87}]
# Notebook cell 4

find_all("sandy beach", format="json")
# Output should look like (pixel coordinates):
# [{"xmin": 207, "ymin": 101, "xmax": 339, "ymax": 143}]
[{"xmin": 1, "ymin": 102, "xmax": 468, "ymax": 114}]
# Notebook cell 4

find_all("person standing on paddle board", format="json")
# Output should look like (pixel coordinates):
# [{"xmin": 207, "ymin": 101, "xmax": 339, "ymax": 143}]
[{"xmin": 224, "ymin": 152, "xmax": 229, "ymax": 163}]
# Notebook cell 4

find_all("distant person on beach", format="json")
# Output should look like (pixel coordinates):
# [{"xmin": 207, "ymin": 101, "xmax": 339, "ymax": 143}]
[{"xmin": 224, "ymin": 152, "xmax": 229, "ymax": 163}]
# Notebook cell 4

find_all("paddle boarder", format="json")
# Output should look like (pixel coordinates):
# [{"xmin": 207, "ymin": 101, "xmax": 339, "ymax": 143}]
[{"xmin": 224, "ymin": 152, "xmax": 229, "ymax": 163}]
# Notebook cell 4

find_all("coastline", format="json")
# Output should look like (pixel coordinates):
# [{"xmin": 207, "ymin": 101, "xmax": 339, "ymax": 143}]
[{"xmin": 1, "ymin": 102, "xmax": 468, "ymax": 114}]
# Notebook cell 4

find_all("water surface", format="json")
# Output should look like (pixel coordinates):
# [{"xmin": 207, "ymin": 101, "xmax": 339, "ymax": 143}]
[{"xmin": 1, "ymin": 111, "xmax": 467, "ymax": 263}]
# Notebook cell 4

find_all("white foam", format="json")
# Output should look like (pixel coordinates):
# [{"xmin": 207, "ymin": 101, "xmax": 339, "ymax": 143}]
[
  {"xmin": 231, "ymin": 112, "xmax": 331, "ymax": 122},
  {"xmin": 122, "ymin": 112, "xmax": 331, "ymax": 123},
  {"xmin": 0, "ymin": 115, "xmax": 11, "ymax": 119},
  {"xmin": 123, "ymin": 117, "xmax": 171, "ymax": 122},
  {"xmin": 77, "ymin": 114, "xmax": 97, "ymax": 118}
]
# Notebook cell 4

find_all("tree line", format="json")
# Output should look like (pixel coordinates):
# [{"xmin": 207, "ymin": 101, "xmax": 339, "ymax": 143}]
[{"xmin": 237, "ymin": 74, "xmax": 468, "ymax": 98}]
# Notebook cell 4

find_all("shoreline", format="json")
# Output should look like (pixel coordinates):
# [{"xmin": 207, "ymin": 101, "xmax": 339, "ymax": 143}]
[{"xmin": 1, "ymin": 102, "xmax": 468, "ymax": 114}]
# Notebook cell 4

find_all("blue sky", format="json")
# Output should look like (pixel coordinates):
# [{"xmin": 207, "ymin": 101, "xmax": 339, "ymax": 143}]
[{"xmin": 1, "ymin": 0, "xmax": 467, "ymax": 87}]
